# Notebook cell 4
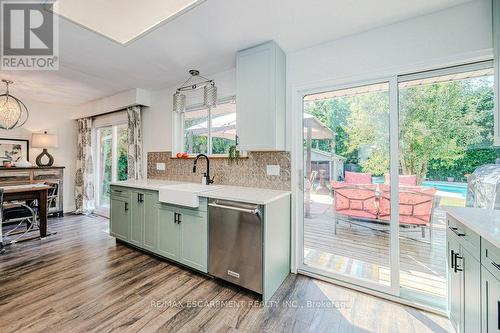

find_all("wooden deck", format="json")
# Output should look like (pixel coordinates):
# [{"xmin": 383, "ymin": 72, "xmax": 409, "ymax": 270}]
[{"xmin": 303, "ymin": 194, "xmax": 447, "ymax": 308}]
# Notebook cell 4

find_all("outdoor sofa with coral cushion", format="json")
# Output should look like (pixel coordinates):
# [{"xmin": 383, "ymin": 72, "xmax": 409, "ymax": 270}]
[{"xmin": 331, "ymin": 173, "xmax": 439, "ymax": 240}]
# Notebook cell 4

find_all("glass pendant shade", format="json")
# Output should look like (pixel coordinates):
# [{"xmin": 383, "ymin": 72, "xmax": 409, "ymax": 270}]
[
  {"xmin": 204, "ymin": 84, "xmax": 217, "ymax": 108},
  {"xmin": 173, "ymin": 92, "xmax": 186, "ymax": 113},
  {"xmin": 0, "ymin": 80, "xmax": 29, "ymax": 130},
  {"xmin": 0, "ymin": 96, "xmax": 22, "ymax": 129},
  {"xmin": 174, "ymin": 70, "xmax": 217, "ymax": 111}
]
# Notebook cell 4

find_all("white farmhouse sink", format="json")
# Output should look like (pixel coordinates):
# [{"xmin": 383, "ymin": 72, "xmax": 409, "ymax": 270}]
[{"xmin": 158, "ymin": 183, "xmax": 221, "ymax": 208}]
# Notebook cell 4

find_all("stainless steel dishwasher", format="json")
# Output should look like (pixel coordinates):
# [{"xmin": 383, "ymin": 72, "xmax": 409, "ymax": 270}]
[{"xmin": 208, "ymin": 199, "xmax": 263, "ymax": 294}]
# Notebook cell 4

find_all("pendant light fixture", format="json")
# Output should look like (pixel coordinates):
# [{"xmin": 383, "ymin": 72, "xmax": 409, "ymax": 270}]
[
  {"xmin": 0, "ymin": 80, "xmax": 29, "ymax": 130},
  {"xmin": 173, "ymin": 70, "xmax": 217, "ymax": 113}
]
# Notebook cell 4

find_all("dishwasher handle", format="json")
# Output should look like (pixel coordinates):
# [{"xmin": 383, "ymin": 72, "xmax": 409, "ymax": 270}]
[{"xmin": 208, "ymin": 202, "xmax": 260, "ymax": 216}]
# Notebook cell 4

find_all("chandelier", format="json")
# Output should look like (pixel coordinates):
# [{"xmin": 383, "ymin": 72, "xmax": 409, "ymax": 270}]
[
  {"xmin": 0, "ymin": 80, "xmax": 29, "ymax": 130},
  {"xmin": 173, "ymin": 70, "xmax": 217, "ymax": 113}
]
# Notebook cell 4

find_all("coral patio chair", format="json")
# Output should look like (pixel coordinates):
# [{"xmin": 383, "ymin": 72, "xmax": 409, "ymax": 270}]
[
  {"xmin": 330, "ymin": 181, "xmax": 378, "ymax": 234},
  {"xmin": 378, "ymin": 185, "xmax": 438, "ymax": 241},
  {"xmin": 384, "ymin": 174, "xmax": 418, "ymax": 186},
  {"xmin": 344, "ymin": 171, "xmax": 373, "ymax": 185}
]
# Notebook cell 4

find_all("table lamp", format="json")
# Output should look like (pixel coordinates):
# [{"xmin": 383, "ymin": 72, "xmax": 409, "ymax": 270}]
[{"xmin": 32, "ymin": 131, "xmax": 58, "ymax": 167}]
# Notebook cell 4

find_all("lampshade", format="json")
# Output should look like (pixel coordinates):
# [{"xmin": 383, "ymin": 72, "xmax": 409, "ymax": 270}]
[
  {"xmin": 204, "ymin": 84, "xmax": 217, "ymax": 108},
  {"xmin": 173, "ymin": 92, "xmax": 186, "ymax": 113},
  {"xmin": 32, "ymin": 131, "xmax": 58, "ymax": 148}
]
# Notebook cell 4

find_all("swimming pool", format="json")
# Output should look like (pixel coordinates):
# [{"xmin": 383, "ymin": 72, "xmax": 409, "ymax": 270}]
[
  {"xmin": 422, "ymin": 181, "xmax": 468, "ymax": 197},
  {"xmin": 371, "ymin": 177, "xmax": 467, "ymax": 197}
]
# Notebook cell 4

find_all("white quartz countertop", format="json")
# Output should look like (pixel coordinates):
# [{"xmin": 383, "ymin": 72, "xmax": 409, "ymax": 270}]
[
  {"xmin": 198, "ymin": 185, "xmax": 291, "ymax": 205},
  {"xmin": 110, "ymin": 180, "xmax": 291, "ymax": 205},
  {"xmin": 110, "ymin": 179, "xmax": 183, "ymax": 191},
  {"xmin": 444, "ymin": 207, "xmax": 500, "ymax": 248}
]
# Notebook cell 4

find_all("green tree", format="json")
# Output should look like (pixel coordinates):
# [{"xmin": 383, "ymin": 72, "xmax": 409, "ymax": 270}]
[
  {"xmin": 399, "ymin": 79, "xmax": 491, "ymax": 182},
  {"xmin": 303, "ymin": 76, "xmax": 495, "ymax": 182}
]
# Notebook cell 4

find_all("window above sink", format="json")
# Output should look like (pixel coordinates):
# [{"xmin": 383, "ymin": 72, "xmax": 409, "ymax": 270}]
[{"xmin": 174, "ymin": 96, "xmax": 242, "ymax": 158}]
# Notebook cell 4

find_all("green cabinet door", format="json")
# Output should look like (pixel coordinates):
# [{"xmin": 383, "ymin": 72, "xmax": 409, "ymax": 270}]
[
  {"xmin": 482, "ymin": 266, "xmax": 500, "ymax": 333},
  {"xmin": 110, "ymin": 197, "xmax": 130, "ymax": 241},
  {"xmin": 143, "ymin": 194, "xmax": 158, "ymax": 252},
  {"xmin": 129, "ymin": 191, "xmax": 144, "ymax": 247},
  {"xmin": 447, "ymin": 231, "xmax": 462, "ymax": 333},
  {"xmin": 157, "ymin": 206, "xmax": 180, "ymax": 261},
  {"xmin": 461, "ymin": 248, "xmax": 481, "ymax": 333},
  {"xmin": 178, "ymin": 209, "xmax": 208, "ymax": 273}
]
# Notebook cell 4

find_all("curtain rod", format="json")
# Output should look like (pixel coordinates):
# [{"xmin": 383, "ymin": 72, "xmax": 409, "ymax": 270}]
[{"xmin": 75, "ymin": 104, "xmax": 144, "ymax": 121}]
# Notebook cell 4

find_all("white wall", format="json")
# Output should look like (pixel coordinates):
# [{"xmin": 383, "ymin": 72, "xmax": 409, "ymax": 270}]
[
  {"xmin": 0, "ymin": 100, "xmax": 79, "ymax": 212},
  {"xmin": 285, "ymin": 0, "xmax": 493, "ymax": 272},
  {"xmin": 287, "ymin": 0, "xmax": 492, "ymax": 94},
  {"xmin": 75, "ymin": 88, "xmax": 152, "ymax": 119},
  {"xmin": 142, "ymin": 68, "xmax": 236, "ymax": 157}
]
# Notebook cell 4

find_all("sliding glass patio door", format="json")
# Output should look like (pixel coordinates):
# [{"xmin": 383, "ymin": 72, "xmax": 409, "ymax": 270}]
[
  {"xmin": 302, "ymin": 81, "xmax": 395, "ymax": 293},
  {"xmin": 95, "ymin": 124, "xmax": 128, "ymax": 217},
  {"xmin": 299, "ymin": 61, "xmax": 495, "ymax": 311},
  {"xmin": 397, "ymin": 62, "xmax": 495, "ymax": 309}
]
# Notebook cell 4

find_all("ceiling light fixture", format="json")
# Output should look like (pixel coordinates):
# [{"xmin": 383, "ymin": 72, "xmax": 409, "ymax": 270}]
[
  {"xmin": 173, "ymin": 70, "xmax": 217, "ymax": 113},
  {"xmin": 0, "ymin": 80, "xmax": 29, "ymax": 130}
]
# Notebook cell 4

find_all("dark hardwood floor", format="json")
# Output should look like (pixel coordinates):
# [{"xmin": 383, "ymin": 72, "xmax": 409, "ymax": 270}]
[{"xmin": 0, "ymin": 214, "xmax": 453, "ymax": 333}]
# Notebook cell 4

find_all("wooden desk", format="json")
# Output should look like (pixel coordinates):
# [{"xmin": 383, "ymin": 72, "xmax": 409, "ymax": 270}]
[{"xmin": 2, "ymin": 184, "xmax": 51, "ymax": 238}]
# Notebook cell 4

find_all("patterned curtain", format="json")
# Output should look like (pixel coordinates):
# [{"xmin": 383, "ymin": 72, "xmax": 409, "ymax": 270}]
[
  {"xmin": 74, "ymin": 117, "xmax": 95, "ymax": 214},
  {"xmin": 127, "ymin": 106, "xmax": 143, "ymax": 180}
]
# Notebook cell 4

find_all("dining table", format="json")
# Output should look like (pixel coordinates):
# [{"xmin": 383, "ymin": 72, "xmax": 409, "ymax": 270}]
[{"xmin": 0, "ymin": 183, "xmax": 52, "ymax": 246}]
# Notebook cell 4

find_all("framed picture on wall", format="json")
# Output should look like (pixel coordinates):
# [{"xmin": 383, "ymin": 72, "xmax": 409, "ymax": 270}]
[{"xmin": 0, "ymin": 138, "xmax": 29, "ymax": 163}]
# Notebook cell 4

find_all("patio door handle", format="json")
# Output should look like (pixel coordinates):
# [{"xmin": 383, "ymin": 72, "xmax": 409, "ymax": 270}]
[
  {"xmin": 298, "ymin": 169, "xmax": 304, "ymax": 191},
  {"xmin": 454, "ymin": 253, "xmax": 463, "ymax": 273},
  {"xmin": 450, "ymin": 250, "xmax": 455, "ymax": 269}
]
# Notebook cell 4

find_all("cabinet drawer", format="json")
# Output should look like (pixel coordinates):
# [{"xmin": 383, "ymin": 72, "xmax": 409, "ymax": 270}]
[
  {"xmin": 483, "ymin": 238, "xmax": 500, "ymax": 280},
  {"xmin": 448, "ymin": 217, "xmax": 480, "ymax": 259},
  {"xmin": 130, "ymin": 189, "xmax": 158, "ymax": 203},
  {"xmin": 0, "ymin": 170, "xmax": 31, "ymax": 184},
  {"xmin": 33, "ymin": 169, "xmax": 62, "ymax": 180},
  {"xmin": 110, "ymin": 186, "xmax": 130, "ymax": 199}
]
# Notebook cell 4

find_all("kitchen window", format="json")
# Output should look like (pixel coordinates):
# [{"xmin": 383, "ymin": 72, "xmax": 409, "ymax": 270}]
[{"xmin": 180, "ymin": 97, "xmax": 237, "ymax": 156}]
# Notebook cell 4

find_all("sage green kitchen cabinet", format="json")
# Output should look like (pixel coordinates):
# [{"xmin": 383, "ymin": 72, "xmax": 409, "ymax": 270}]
[
  {"xmin": 461, "ymin": 248, "xmax": 481, "ymax": 333},
  {"xmin": 143, "ymin": 197, "xmax": 159, "ymax": 252},
  {"xmin": 482, "ymin": 266, "xmax": 500, "ymax": 333},
  {"xmin": 447, "ymin": 212, "xmax": 500, "ymax": 333},
  {"xmin": 157, "ymin": 205, "xmax": 180, "ymax": 261},
  {"xmin": 129, "ymin": 191, "xmax": 144, "ymax": 247},
  {"xmin": 482, "ymin": 238, "xmax": 500, "ymax": 333},
  {"xmin": 110, "ymin": 185, "xmax": 208, "ymax": 273},
  {"xmin": 177, "ymin": 208, "xmax": 208, "ymax": 272},
  {"xmin": 447, "ymin": 231, "xmax": 462, "ymax": 333},
  {"xmin": 156, "ymin": 203, "xmax": 208, "ymax": 273},
  {"xmin": 236, "ymin": 40, "xmax": 286, "ymax": 151},
  {"xmin": 110, "ymin": 196, "xmax": 130, "ymax": 241},
  {"xmin": 129, "ymin": 190, "xmax": 158, "ymax": 248},
  {"xmin": 447, "ymin": 216, "xmax": 481, "ymax": 333}
]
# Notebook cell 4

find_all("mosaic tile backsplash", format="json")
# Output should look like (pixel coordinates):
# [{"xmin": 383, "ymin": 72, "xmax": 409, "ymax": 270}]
[{"xmin": 147, "ymin": 151, "xmax": 291, "ymax": 191}]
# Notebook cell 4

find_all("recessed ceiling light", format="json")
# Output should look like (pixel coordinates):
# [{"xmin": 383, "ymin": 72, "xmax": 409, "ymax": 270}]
[{"xmin": 51, "ymin": 0, "xmax": 205, "ymax": 45}]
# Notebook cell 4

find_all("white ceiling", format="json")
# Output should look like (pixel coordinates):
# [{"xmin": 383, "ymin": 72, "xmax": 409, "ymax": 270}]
[
  {"xmin": 52, "ymin": 0, "xmax": 205, "ymax": 45},
  {"xmin": 0, "ymin": 0, "xmax": 472, "ymax": 106}
]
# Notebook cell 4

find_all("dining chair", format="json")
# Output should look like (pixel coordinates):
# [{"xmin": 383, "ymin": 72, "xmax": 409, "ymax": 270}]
[{"xmin": 1, "ymin": 188, "xmax": 38, "ymax": 244}]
